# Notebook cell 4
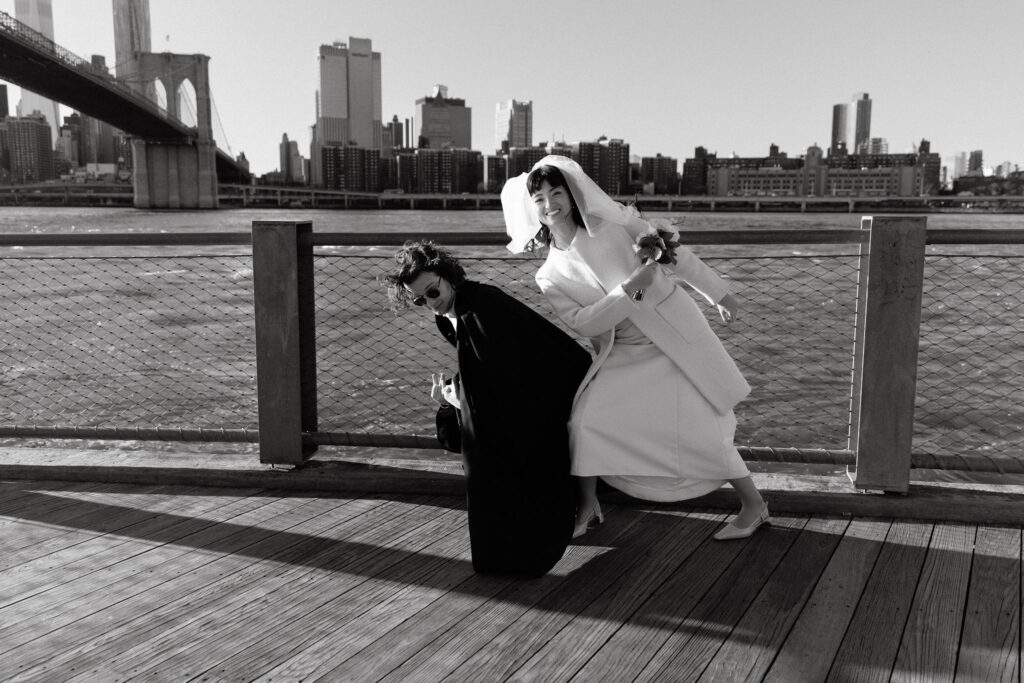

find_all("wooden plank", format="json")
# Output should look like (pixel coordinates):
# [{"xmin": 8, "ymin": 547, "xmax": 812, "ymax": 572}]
[
  {"xmin": 763, "ymin": 518, "xmax": 891, "ymax": 682},
  {"xmin": 0, "ymin": 487, "xmax": 269, "ymax": 606},
  {"xmin": 508, "ymin": 509, "xmax": 726, "ymax": 681},
  {"xmin": 13, "ymin": 494, "xmax": 397, "ymax": 680},
  {"xmin": 0, "ymin": 484, "xmax": 250, "ymax": 569},
  {"xmin": 0, "ymin": 482, "xmax": 162, "ymax": 556},
  {"xmin": 439, "ymin": 506, "xmax": 685, "ymax": 682},
  {"xmin": 0, "ymin": 490, "xmax": 318, "ymax": 668},
  {"xmin": 699, "ymin": 516, "xmax": 850, "ymax": 681},
  {"xmin": 826, "ymin": 519, "xmax": 933, "ymax": 682},
  {"xmin": 955, "ymin": 525, "xmax": 1020, "ymax": 682},
  {"xmin": 378, "ymin": 504, "xmax": 649, "ymax": 682},
  {"xmin": 891, "ymin": 522, "xmax": 974, "ymax": 682},
  {"xmin": 633, "ymin": 515, "xmax": 809, "ymax": 682},
  {"xmin": 227, "ymin": 509, "xmax": 472, "ymax": 680},
  {"xmin": 114, "ymin": 500, "xmax": 465, "ymax": 681},
  {"xmin": 568, "ymin": 511, "xmax": 750, "ymax": 682},
  {"xmin": 321, "ymin": 512, "xmax": 641, "ymax": 681}
]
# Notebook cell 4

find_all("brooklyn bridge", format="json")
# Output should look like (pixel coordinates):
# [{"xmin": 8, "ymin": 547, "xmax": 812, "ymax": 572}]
[{"xmin": 0, "ymin": 8, "xmax": 250, "ymax": 208}]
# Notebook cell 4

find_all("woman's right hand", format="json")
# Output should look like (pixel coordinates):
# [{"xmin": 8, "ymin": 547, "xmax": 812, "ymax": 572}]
[{"xmin": 623, "ymin": 261, "xmax": 658, "ymax": 298}]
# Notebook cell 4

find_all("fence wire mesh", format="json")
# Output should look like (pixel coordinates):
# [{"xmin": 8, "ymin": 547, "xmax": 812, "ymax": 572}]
[
  {"xmin": 3, "ymin": 237, "xmax": 1021, "ymax": 468},
  {"xmin": 916, "ymin": 249, "xmax": 1024, "ymax": 459},
  {"xmin": 313, "ymin": 247, "xmax": 863, "ymax": 452},
  {"xmin": 0, "ymin": 255, "xmax": 257, "ymax": 433}
]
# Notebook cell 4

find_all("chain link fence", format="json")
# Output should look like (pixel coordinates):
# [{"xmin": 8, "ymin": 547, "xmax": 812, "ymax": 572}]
[
  {"xmin": 312, "ymin": 247, "xmax": 863, "ymax": 453},
  {"xmin": 0, "ymin": 254, "xmax": 257, "ymax": 439},
  {"xmin": 916, "ymin": 248, "xmax": 1024, "ymax": 460},
  {"xmin": 1, "ymin": 232, "xmax": 1021, "ymax": 470}
]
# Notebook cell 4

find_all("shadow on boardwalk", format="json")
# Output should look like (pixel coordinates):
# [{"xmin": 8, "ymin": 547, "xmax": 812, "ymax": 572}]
[{"xmin": 0, "ymin": 478, "xmax": 1019, "ymax": 681}]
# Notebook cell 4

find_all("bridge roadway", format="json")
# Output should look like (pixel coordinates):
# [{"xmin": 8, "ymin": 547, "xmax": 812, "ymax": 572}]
[{"xmin": 0, "ymin": 10, "xmax": 248, "ymax": 183}]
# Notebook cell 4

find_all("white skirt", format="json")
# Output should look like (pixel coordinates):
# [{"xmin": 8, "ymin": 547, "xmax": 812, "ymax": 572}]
[{"xmin": 570, "ymin": 341, "xmax": 750, "ymax": 502}]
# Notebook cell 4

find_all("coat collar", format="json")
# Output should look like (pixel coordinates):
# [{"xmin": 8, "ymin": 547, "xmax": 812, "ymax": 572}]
[{"xmin": 543, "ymin": 221, "xmax": 636, "ymax": 295}]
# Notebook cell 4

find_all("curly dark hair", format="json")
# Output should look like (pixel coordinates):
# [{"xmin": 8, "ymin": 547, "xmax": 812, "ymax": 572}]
[
  {"xmin": 525, "ymin": 164, "xmax": 585, "ymax": 249},
  {"xmin": 381, "ymin": 240, "xmax": 467, "ymax": 309}
]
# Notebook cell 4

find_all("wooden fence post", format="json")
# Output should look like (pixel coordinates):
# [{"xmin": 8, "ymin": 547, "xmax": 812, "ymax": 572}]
[
  {"xmin": 849, "ymin": 215, "xmax": 927, "ymax": 492},
  {"xmin": 252, "ymin": 220, "xmax": 318, "ymax": 465}
]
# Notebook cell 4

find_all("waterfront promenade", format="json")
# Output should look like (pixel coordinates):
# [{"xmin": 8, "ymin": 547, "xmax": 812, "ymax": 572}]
[
  {"xmin": 1, "ymin": 457, "xmax": 1021, "ymax": 681},
  {"xmin": 0, "ymin": 215, "xmax": 1020, "ymax": 679}
]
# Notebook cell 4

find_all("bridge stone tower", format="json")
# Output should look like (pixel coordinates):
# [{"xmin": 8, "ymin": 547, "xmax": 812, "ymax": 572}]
[{"xmin": 130, "ymin": 52, "xmax": 218, "ymax": 208}]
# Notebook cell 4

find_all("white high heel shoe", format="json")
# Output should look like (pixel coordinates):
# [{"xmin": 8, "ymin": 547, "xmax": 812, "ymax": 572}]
[
  {"xmin": 573, "ymin": 501, "xmax": 604, "ymax": 539},
  {"xmin": 713, "ymin": 502, "xmax": 770, "ymax": 541}
]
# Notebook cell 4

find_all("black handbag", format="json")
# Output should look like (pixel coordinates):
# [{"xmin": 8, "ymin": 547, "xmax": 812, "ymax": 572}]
[{"xmin": 435, "ymin": 403, "xmax": 462, "ymax": 453}]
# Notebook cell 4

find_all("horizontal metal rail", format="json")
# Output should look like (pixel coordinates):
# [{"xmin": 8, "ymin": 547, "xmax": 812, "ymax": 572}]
[
  {"xmin": 0, "ymin": 228, "xmax": 1017, "ymax": 250},
  {"xmin": 0, "ymin": 233, "xmax": 252, "ymax": 247},
  {"xmin": 305, "ymin": 229, "xmax": 871, "ymax": 247},
  {"xmin": 0, "ymin": 426, "xmax": 258, "ymax": 443}
]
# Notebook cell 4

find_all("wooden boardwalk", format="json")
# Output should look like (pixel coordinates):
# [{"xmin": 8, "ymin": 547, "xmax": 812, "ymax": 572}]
[{"xmin": 0, "ymin": 478, "xmax": 1020, "ymax": 682}]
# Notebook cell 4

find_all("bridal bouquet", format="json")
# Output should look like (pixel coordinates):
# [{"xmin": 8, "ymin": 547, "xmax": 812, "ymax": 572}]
[{"xmin": 633, "ymin": 225, "xmax": 681, "ymax": 266}]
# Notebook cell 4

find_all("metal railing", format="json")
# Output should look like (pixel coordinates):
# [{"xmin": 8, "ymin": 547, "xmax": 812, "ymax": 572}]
[{"xmin": 0, "ymin": 221, "xmax": 1022, "ymax": 491}]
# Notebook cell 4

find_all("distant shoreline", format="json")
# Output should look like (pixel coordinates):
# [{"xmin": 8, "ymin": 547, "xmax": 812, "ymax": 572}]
[{"xmin": 2, "ymin": 184, "xmax": 1024, "ymax": 214}]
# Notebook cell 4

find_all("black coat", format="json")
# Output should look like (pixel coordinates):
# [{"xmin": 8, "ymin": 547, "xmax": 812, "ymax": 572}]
[{"xmin": 436, "ymin": 280, "xmax": 592, "ymax": 576}]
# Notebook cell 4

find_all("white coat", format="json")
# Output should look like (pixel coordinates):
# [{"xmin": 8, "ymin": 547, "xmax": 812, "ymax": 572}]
[{"xmin": 535, "ymin": 214, "xmax": 750, "ymax": 415}]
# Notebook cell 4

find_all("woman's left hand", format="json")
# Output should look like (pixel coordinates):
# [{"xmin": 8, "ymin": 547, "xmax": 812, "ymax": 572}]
[
  {"xmin": 717, "ymin": 293, "xmax": 739, "ymax": 324},
  {"xmin": 441, "ymin": 381, "xmax": 461, "ymax": 410}
]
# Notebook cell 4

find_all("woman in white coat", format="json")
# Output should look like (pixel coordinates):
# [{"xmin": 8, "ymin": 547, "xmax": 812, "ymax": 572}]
[{"xmin": 501, "ymin": 155, "xmax": 768, "ymax": 541}]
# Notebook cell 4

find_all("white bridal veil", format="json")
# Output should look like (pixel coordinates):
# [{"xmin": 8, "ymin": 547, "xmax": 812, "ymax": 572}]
[{"xmin": 501, "ymin": 154, "xmax": 636, "ymax": 254}]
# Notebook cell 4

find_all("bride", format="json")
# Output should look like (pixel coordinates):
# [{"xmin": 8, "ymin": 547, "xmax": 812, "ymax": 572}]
[{"xmin": 501, "ymin": 155, "xmax": 769, "ymax": 541}]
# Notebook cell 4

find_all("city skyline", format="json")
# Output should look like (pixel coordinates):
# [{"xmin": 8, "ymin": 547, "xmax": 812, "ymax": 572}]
[{"xmin": 0, "ymin": 0, "xmax": 1021, "ymax": 177}]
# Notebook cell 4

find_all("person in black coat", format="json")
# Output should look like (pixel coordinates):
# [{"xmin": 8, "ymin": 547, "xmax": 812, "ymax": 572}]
[{"xmin": 384, "ymin": 241, "xmax": 592, "ymax": 576}]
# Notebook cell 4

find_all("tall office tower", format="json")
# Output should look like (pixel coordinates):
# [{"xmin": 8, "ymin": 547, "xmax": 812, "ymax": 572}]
[
  {"xmin": 829, "ymin": 103, "xmax": 849, "ymax": 156},
  {"xmin": 952, "ymin": 152, "xmax": 967, "ymax": 179},
  {"xmin": 851, "ymin": 93, "xmax": 872, "ymax": 154},
  {"xmin": 494, "ymin": 100, "xmax": 532, "ymax": 154},
  {"xmin": 830, "ymin": 93, "xmax": 872, "ymax": 155},
  {"xmin": 113, "ymin": 0, "xmax": 156, "ymax": 102},
  {"xmin": 0, "ymin": 84, "xmax": 8, "ymax": 118},
  {"xmin": 279, "ymin": 133, "xmax": 305, "ymax": 184},
  {"xmin": 14, "ymin": 0, "xmax": 61, "ymax": 146},
  {"xmin": 310, "ymin": 38, "xmax": 382, "ymax": 186},
  {"xmin": 968, "ymin": 150, "xmax": 984, "ymax": 175},
  {"xmin": 416, "ymin": 85, "xmax": 471, "ymax": 150}
]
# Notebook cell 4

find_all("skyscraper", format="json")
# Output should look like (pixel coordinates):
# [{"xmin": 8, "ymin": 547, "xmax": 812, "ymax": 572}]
[
  {"xmin": 7, "ymin": 113, "xmax": 54, "ymax": 182},
  {"xmin": 968, "ymin": 150, "xmax": 984, "ymax": 175},
  {"xmin": 112, "ymin": 0, "xmax": 156, "ymax": 102},
  {"xmin": 829, "ymin": 104, "xmax": 848, "ymax": 156},
  {"xmin": 416, "ymin": 85, "xmax": 471, "ymax": 150},
  {"xmin": 495, "ymin": 100, "xmax": 532, "ymax": 154},
  {"xmin": 851, "ymin": 93, "xmax": 872, "ymax": 154},
  {"xmin": 310, "ymin": 38, "xmax": 382, "ymax": 186},
  {"xmin": 14, "ymin": 0, "xmax": 61, "ymax": 146},
  {"xmin": 829, "ymin": 93, "xmax": 872, "ymax": 156}
]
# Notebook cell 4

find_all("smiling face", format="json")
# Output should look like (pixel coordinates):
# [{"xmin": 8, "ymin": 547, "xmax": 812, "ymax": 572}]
[
  {"xmin": 404, "ymin": 271, "xmax": 456, "ymax": 317},
  {"xmin": 530, "ymin": 180, "xmax": 576, "ymax": 230}
]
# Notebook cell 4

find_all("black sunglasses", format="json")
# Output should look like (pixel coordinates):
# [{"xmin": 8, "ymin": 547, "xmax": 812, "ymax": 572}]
[{"xmin": 411, "ymin": 279, "xmax": 442, "ymax": 306}]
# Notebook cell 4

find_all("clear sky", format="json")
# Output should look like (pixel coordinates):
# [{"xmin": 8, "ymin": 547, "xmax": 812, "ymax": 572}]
[{"xmin": 2, "ymin": 0, "xmax": 1022, "ymax": 176}]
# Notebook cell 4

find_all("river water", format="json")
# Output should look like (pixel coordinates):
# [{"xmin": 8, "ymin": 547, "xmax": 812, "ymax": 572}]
[{"xmin": 0, "ymin": 205, "xmax": 1021, "ymax": 238}]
